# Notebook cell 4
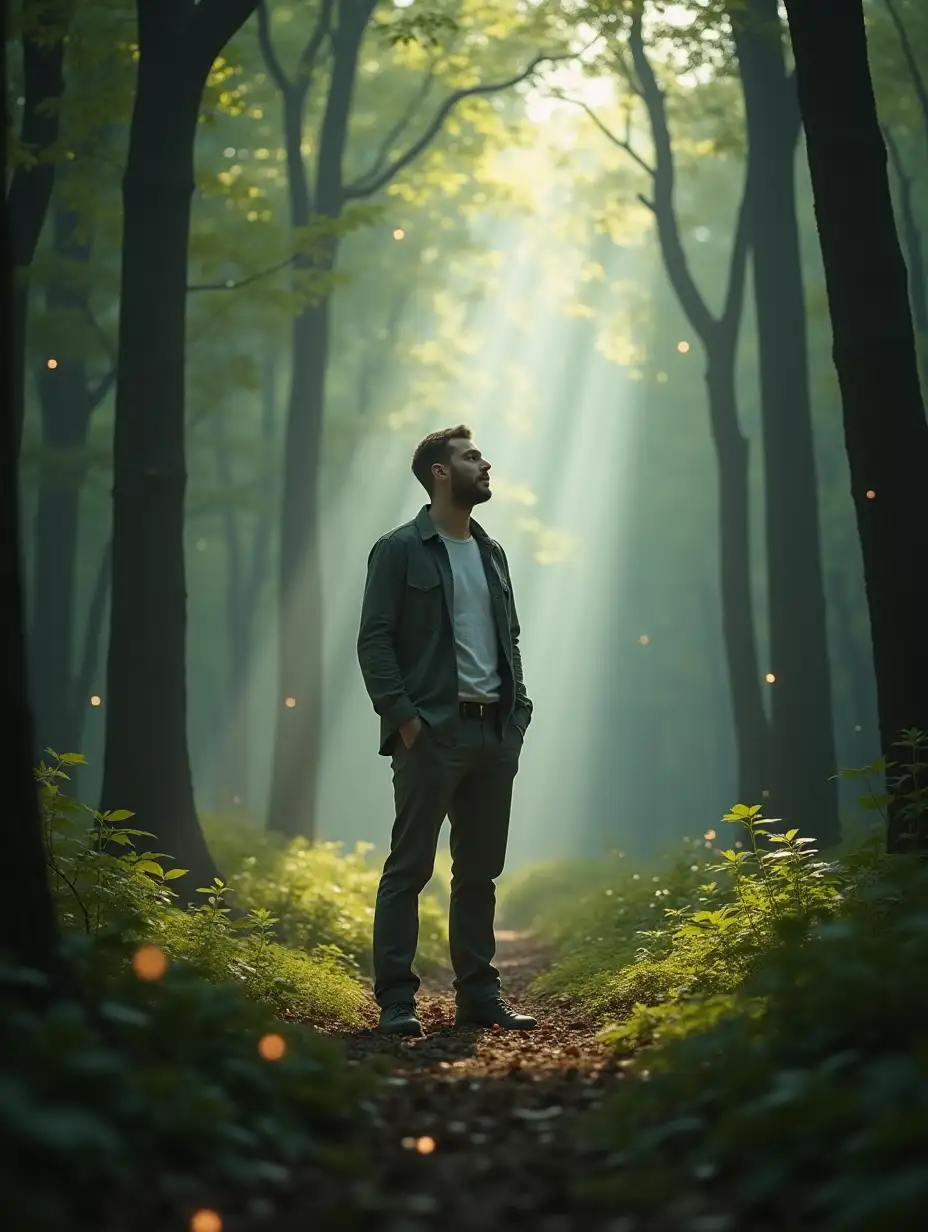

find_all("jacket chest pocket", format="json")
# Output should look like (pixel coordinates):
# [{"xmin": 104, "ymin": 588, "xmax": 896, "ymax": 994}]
[{"xmin": 404, "ymin": 569, "xmax": 443, "ymax": 631}]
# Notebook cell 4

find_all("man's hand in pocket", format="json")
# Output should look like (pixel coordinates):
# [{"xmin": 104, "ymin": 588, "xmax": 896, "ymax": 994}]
[{"xmin": 399, "ymin": 716, "xmax": 423, "ymax": 749}]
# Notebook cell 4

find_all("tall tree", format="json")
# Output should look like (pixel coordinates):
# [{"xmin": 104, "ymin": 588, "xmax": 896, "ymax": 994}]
[
  {"xmin": 99, "ymin": 0, "xmax": 259, "ymax": 887},
  {"xmin": 731, "ymin": 0, "xmax": 840, "ymax": 842},
  {"xmin": 580, "ymin": 14, "xmax": 769, "ymax": 805},
  {"xmin": 7, "ymin": 0, "xmax": 75, "ymax": 456},
  {"xmin": 1, "ymin": 6, "xmax": 72, "ymax": 996},
  {"xmin": 259, "ymin": 0, "xmax": 570, "ymax": 837},
  {"xmin": 783, "ymin": 0, "xmax": 928, "ymax": 850}
]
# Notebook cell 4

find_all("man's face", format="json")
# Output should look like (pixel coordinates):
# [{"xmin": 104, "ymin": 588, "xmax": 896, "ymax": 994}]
[{"xmin": 442, "ymin": 438, "xmax": 492, "ymax": 508}]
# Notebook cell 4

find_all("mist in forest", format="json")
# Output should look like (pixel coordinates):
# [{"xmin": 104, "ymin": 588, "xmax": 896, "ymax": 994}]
[{"xmin": 17, "ymin": 0, "xmax": 921, "ymax": 872}]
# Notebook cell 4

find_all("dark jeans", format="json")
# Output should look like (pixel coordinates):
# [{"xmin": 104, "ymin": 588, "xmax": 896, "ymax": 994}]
[{"xmin": 372, "ymin": 712, "xmax": 522, "ymax": 1008}]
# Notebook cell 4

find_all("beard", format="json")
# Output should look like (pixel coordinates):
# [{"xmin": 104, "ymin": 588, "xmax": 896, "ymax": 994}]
[{"xmin": 451, "ymin": 470, "xmax": 492, "ymax": 508}]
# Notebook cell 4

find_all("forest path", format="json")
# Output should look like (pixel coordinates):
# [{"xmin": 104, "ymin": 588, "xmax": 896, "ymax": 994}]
[{"xmin": 289, "ymin": 932, "xmax": 629, "ymax": 1231}]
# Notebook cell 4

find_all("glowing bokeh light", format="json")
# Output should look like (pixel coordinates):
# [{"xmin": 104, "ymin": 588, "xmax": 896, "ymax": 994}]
[
  {"xmin": 676, "ymin": 341, "xmax": 690, "ymax": 354},
  {"xmin": 190, "ymin": 1212, "xmax": 222, "ymax": 1232},
  {"xmin": 865, "ymin": 489, "xmax": 876, "ymax": 500},
  {"xmin": 284, "ymin": 696, "xmax": 297, "ymax": 708},
  {"xmin": 765, "ymin": 673, "xmax": 776, "ymax": 683},
  {"xmin": 258, "ymin": 1033, "xmax": 287, "ymax": 1061},
  {"xmin": 90, "ymin": 695, "xmax": 102, "ymax": 707},
  {"xmin": 132, "ymin": 945, "xmax": 168, "ymax": 981},
  {"xmin": 393, "ymin": 228, "xmax": 405, "ymax": 240},
  {"xmin": 704, "ymin": 829, "xmax": 716, "ymax": 841},
  {"xmin": 637, "ymin": 634, "xmax": 649, "ymax": 645},
  {"xmin": 416, "ymin": 1136, "xmax": 436, "ymax": 1154},
  {"xmin": 47, "ymin": 358, "xmax": 58, "ymax": 369}
]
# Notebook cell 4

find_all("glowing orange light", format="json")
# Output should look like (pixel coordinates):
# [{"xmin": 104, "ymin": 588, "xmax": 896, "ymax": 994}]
[
  {"xmin": 47, "ymin": 358, "xmax": 58, "ymax": 369},
  {"xmin": 704, "ymin": 829, "xmax": 716, "ymax": 841},
  {"xmin": 416, "ymin": 1136, "xmax": 436, "ymax": 1155},
  {"xmin": 90, "ymin": 695, "xmax": 101, "ymax": 707},
  {"xmin": 638, "ymin": 635, "xmax": 649, "ymax": 645},
  {"xmin": 190, "ymin": 1212, "xmax": 222, "ymax": 1232},
  {"xmin": 677, "ymin": 341, "xmax": 690, "ymax": 354},
  {"xmin": 258, "ymin": 1033, "xmax": 287, "ymax": 1061},
  {"xmin": 132, "ymin": 944, "xmax": 168, "ymax": 982},
  {"xmin": 765, "ymin": 673, "xmax": 776, "ymax": 684},
  {"xmin": 865, "ymin": 489, "xmax": 876, "ymax": 500},
  {"xmin": 734, "ymin": 840, "xmax": 743, "ymax": 849},
  {"xmin": 284, "ymin": 696, "xmax": 297, "ymax": 708},
  {"xmin": 393, "ymin": 228, "xmax": 405, "ymax": 240}
]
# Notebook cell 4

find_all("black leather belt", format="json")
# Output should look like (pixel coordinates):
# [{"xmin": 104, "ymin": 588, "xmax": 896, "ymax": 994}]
[{"xmin": 459, "ymin": 700, "xmax": 499, "ymax": 720}]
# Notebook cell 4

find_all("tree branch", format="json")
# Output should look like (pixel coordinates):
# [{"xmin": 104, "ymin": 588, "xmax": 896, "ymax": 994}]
[
  {"xmin": 628, "ymin": 13, "xmax": 717, "ymax": 344},
  {"xmin": 297, "ymin": 0, "xmax": 336, "ymax": 85},
  {"xmin": 188, "ymin": 0, "xmax": 261, "ymax": 73},
  {"xmin": 360, "ymin": 69, "xmax": 440, "ymax": 191},
  {"xmin": 885, "ymin": 0, "xmax": 928, "ymax": 153},
  {"xmin": 552, "ymin": 93, "xmax": 654, "ymax": 177},
  {"xmin": 187, "ymin": 255, "xmax": 296, "ymax": 292},
  {"xmin": 721, "ymin": 177, "xmax": 752, "ymax": 334},
  {"xmin": 256, "ymin": 0, "xmax": 290, "ymax": 95},
  {"xmin": 344, "ymin": 47, "xmax": 578, "ymax": 200}
]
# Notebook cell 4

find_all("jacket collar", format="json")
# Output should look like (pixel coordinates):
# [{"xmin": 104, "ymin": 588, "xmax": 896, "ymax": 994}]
[{"xmin": 415, "ymin": 504, "xmax": 491, "ymax": 545}]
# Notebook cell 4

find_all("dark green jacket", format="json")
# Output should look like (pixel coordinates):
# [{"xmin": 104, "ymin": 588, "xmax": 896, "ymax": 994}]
[{"xmin": 357, "ymin": 505, "xmax": 533, "ymax": 755}]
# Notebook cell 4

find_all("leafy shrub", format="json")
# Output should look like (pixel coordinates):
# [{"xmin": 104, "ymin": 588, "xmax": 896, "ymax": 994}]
[
  {"xmin": 40, "ymin": 754, "xmax": 366, "ymax": 1025},
  {"xmin": 201, "ymin": 809, "xmax": 448, "ymax": 975},
  {"xmin": 582, "ymin": 855, "xmax": 928, "ymax": 1231},
  {"xmin": 0, "ymin": 948, "xmax": 371, "ymax": 1232},
  {"xmin": 499, "ymin": 844, "xmax": 712, "ymax": 1016}
]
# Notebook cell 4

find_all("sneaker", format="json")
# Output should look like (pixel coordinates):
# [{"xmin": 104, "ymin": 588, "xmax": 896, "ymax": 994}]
[{"xmin": 377, "ymin": 1002, "xmax": 423, "ymax": 1037}]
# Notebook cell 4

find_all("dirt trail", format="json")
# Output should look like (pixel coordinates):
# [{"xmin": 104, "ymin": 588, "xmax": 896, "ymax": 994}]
[{"xmin": 293, "ymin": 932, "xmax": 628, "ymax": 1231}]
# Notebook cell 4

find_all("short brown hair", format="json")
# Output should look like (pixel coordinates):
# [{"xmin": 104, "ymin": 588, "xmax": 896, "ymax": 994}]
[{"xmin": 411, "ymin": 424, "xmax": 473, "ymax": 494}]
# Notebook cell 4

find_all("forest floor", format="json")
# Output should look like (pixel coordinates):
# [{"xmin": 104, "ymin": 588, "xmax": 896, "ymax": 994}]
[{"xmin": 263, "ymin": 931, "xmax": 632, "ymax": 1232}]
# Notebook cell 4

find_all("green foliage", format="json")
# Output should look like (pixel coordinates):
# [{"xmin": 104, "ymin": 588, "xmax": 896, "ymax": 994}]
[
  {"xmin": 200, "ymin": 810, "xmax": 449, "ymax": 977},
  {"xmin": 40, "ymin": 754, "xmax": 367, "ymax": 1024},
  {"xmin": 582, "ymin": 855, "xmax": 928, "ymax": 1231},
  {"xmin": 0, "ymin": 948, "xmax": 370, "ymax": 1231}
]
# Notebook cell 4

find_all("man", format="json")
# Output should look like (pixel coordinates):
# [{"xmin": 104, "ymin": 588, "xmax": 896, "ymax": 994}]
[{"xmin": 357, "ymin": 425, "xmax": 536, "ymax": 1038}]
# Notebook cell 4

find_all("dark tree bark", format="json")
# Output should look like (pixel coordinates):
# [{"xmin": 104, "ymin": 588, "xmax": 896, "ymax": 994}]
[
  {"xmin": 0, "ymin": 8, "xmax": 73, "ymax": 996},
  {"xmin": 100, "ymin": 0, "xmax": 258, "ymax": 888},
  {"xmin": 783, "ymin": 0, "xmax": 928, "ymax": 851},
  {"xmin": 260, "ymin": 0, "xmax": 572, "ymax": 837},
  {"xmin": 627, "ymin": 17, "xmax": 769, "ymax": 805},
  {"xmin": 731, "ymin": 0, "xmax": 840, "ymax": 844},
  {"xmin": 215, "ymin": 360, "xmax": 276, "ymax": 810},
  {"xmin": 28, "ymin": 206, "xmax": 113, "ymax": 757},
  {"xmin": 7, "ymin": 0, "xmax": 74, "ymax": 458}
]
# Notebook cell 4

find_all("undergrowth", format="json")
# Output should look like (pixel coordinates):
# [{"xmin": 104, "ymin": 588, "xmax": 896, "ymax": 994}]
[{"xmin": 2, "ymin": 753, "xmax": 382, "ymax": 1231}]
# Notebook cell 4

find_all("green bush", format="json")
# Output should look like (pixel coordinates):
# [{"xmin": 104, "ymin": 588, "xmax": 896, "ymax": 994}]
[
  {"xmin": 500, "ymin": 844, "xmax": 712, "ymax": 1016},
  {"xmin": 0, "ymin": 949, "xmax": 371, "ymax": 1231},
  {"xmin": 583, "ymin": 855, "xmax": 928, "ymax": 1231},
  {"xmin": 201, "ymin": 810, "xmax": 449, "ymax": 976},
  {"xmin": 41, "ymin": 754, "xmax": 367, "ymax": 1025}
]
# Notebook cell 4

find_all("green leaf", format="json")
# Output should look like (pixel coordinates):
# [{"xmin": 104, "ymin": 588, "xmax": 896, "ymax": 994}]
[
  {"xmin": 59, "ymin": 752, "xmax": 87, "ymax": 765},
  {"xmin": 105, "ymin": 809, "xmax": 136, "ymax": 822},
  {"xmin": 163, "ymin": 868, "xmax": 189, "ymax": 880},
  {"xmin": 134, "ymin": 860, "xmax": 165, "ymax": 877}
]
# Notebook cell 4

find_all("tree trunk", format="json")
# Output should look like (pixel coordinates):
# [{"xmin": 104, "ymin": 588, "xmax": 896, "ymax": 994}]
[
  {"xmin": 733, "ymin": 0, "xmax": 840, "ymax": 843},
  {"xmin": 1, "ymin": 23, "xmax": 73, "ymax": 995},
  {"xmin": 99, "ymin": 41, "xmax": 220, "ymax": 889},
  {"xmin": 29, "ymin": 207, "xmax": 93, "ymax": 757},
  {"xmin": 629, "ymin": 16, "xmax": 769, "ymax": 808},
  {"xmin": 882, "ymin": 125, "xmax": 928, "ymax": 398},
  {"xmin": 705, "ymin": 354, "xmax": 770, "ymax": 803},
  {"xmin": 265, "ymin": 1, "xmax": 369, "ymax": 838},
  {"xmin": 7, "ymin": 0, "xmax": 73, "ymax": 457},
  {"xmin": 267, "ymin": 295, "xmax": 330, "ymax": 837},
  {"xmin": 783, "ymin": 0, "xmax": 928, "ymax": 851}
]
